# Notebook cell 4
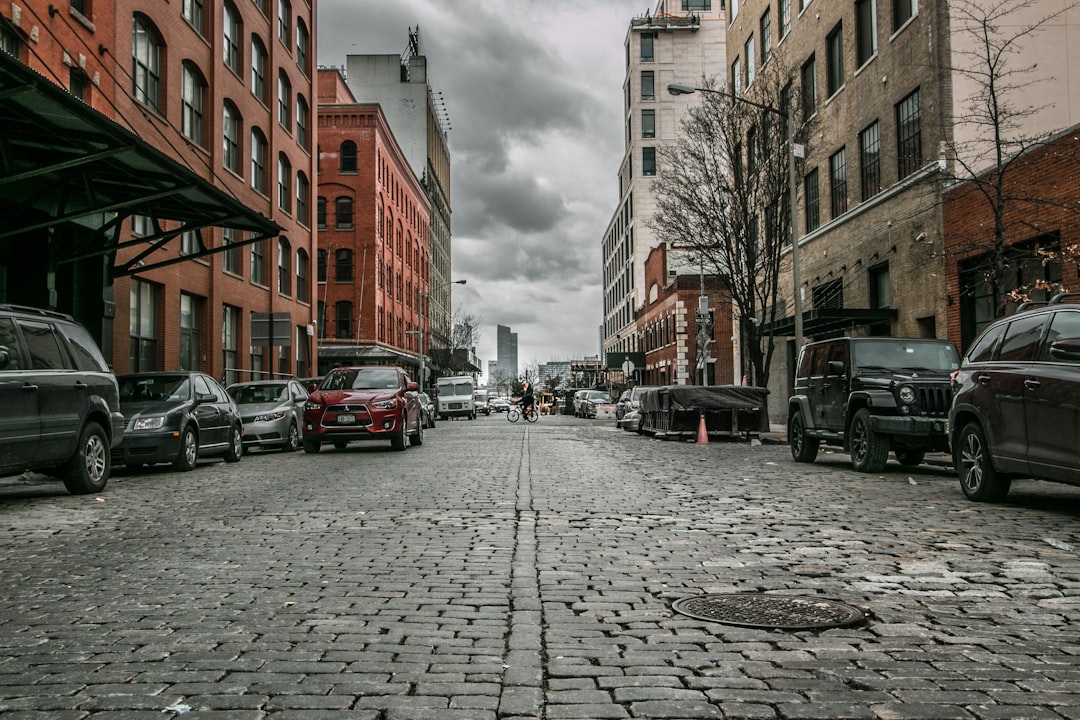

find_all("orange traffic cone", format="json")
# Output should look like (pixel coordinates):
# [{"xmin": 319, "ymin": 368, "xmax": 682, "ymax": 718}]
[{"xmin": 696, "ymin": 412, "xmax": 708, "ymax": 444}]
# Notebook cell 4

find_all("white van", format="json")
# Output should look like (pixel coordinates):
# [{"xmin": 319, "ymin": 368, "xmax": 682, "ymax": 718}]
[{"xmin": 435, "ymin": 375, "xmax": 476, "ymax": 420}]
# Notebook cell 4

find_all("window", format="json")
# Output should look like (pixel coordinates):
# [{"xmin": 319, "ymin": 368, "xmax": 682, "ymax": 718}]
[
  {"xmin": 317, "ymin": 196, "xmax": 327, "ymax": 229},
  {"xmin": 869, "ymin": 263, "xmax": 891, "ymax": 309},
  {"xmin": 296, "ymin": 19, "xmax": 310, "ymax": 76},
  {"xmin": 132, "ymin": 15, "xmax": 162, "ymax": 111},
  {"xmin": 296, "ymin": 171, "xmax": 309, "ymax": 225},
  {"xmin": 296, "ymin": 95, "xmax": 309, "ymax": 149},
  {"xmin": 181, "ymin": 62, "xmax": 206, "ymax": 146},
  {"xmin": 760, "ymin": 9, "xmax": 772, "ymax": 64},
  {"xmin": 182, "ymin": 0, "xmax": 204, "ymax": 36},
  {"xmin": 252, "ymin": 0, "xmax": 267, "ymax": 15},
  {"xmin": 859, "ymin": 121, "xmax": 881, "ymax": 200},
  {"xmin": 856, "ymin": 0, "xmax": 877, "ymax": 67},
  {"xmin": 804, "ymin": 167, "xmax": 820, "ymax": 232},
  {"xmin": 641, "ymin": 71, "xmax": 655, "ymax": 101},
  {"xmin": 223, "ymin": 101, "xmax": 241, "ymax": 174},
  {"xmin": 999, "ymin": 314, "xmax": 1047, "ymax": 362},
  {"xmin": 277, "ymin": 153, "xmax": 291, "ymax": 212},
  {"xmin": 893, "ymin": 0, "xmax": 917, "ymax": 31},
  {"xmin": 780, "ymin": 0, "xmax": 791, "ymax": 37},
  {"xmin": 222, "ymin": 305, "xmax": 239, "ymax": 386},
  {"xmin": 744, "ymin": 36, "xmax": 756, "ymax": 87},
  {"xmin": 278, "ymin": 238, "xmax": 291, "ymax": 295},
  {"xmin": 277, "ymin": 71, "xmax": 291, "ymax": 130},
  {"xmin": 335, "ymin": 302, "xmax": 353, "ymax": 339},
  {"xmin": 250, "ymin": 238, "xmax": 265, "ymax": 285},
  {"xmin": 731, "ymin": 57, "xmax": 742, "ymax": 97},
  {"xmin": 800, "ymin": 0, "xmax": 813, "ymax": 10},
  {"xmin": 223, "ymin": 2, "xmax": 241, "ymax": 73},
  {"xmin": 812, "ymin": 279, "xmax": 842, "ymax": 310},
  {"xmin": 340, "ymin": 140, "xmax": 357, "ymax": 173},
  {"xmin": 129, "ymin": 279, "xmax": 158, "ymax": 372},
  {"xmin": 335, "ymin": 197, "xmax": 353, "ymax": 229},
  {"xmin": 335, "ymin": 248, "xmax": 353, "ymax": 282},
  {"xmin": 296, "ymin": 250, "xmax": 309, "ymax": 303},
  {"xmin": 642, "ymin": 147, "xmax": 656, "ymax": 177},
  {"xmin": 640, "ymin": 32, "xmax": 655, "ymax": 62},
  {"xmin": 250, "ymin": 127, "xmax": 267, "ymax": 193},
  {"xmin": 801, "ymin": 54, "xmax": 816, "ymax": 120},
  {"xmin": 69, "ymin": 67, "xmax": 87, "ymax": 101},
  {"xmin": 317, "ymin": 249, "xmax": 327, "ymax": 283},
  {"xmin": 1039, "ymin": 311, "xmax": 1080, "ymax": 361},
  {"xmin": 641, "ymin": 109, "xmax": 655, "ymax": 138},
  {"xmin": 180, "ymin": 230, "xmax": 199, "ymax": 256},
  {"xmin": 3, "ymin": 22, "xmax": 23, "ymax": 58},
  {"xmin": 829, "ymin": 148, "xmax": 847, "ymax": 218},
  {"xmin": 251, "ymin": 35, "xmax": 267, "ymax": 103},
  {"xmin": 896, "ymin": 88, "xmax": 921, "ymax": 179},
  {"xmin": 222, "ymin": 227, "xmax": 240, "ymax": 274},
  {"xmin": 179, "ymin": 293, "xmax": 201, "ymax": 371},
  {"xmin": 731, "ymin": 0, "xmax": 739, "ymax": 20},
  {"xmin": 682, "ymin": 0, "xmax": 711, "ymax": 9},
  {"xmin": 277, "ymin": 0, "xmax": 290, "ymax": 45},
  {"xmin": 826, "ymin": 22, "xmax": 844, "ymax": 96}
]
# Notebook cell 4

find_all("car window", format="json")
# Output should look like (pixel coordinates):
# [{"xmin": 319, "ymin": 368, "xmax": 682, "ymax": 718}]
[
  {"xmin": 809, "ymin": 345, "xmax": 828, "ymax": 376},
  {"xmin": 826, "ymin": 343, "xmax": 848, "ymax": 374},
  {"xmin": 965, "ymin": 323, "xmax": 1005, "ymax": 363},
  {"xmin": 194, "ymin": 374, "xmax": 214, "ymax": 399},
  {"xmin": 1039, "ymin": 310, "xmax": 1080, "ymax": 361},
  {"xmin": 998, "ymin": 314, "xmax": 1047, "ymax": 362},
  {"xmin": 18, "ymin": 320, "xmax": 69, "ymax": 369},
  {"xmin": 0, "ymin": 317, "xmax": 23, "ymax": 370},
  {"xmin": 205, "ymin": 376, "xmax": 230, "ymax": 402},
  {"xmin": 61, "ymin": 323, "xmax": 110, "ymax": 372}
]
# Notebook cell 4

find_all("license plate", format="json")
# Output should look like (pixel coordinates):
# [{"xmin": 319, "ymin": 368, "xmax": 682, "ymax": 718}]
[{"xmin": 337, "ymin": 414, "xmax": 355, "ymax": 425}]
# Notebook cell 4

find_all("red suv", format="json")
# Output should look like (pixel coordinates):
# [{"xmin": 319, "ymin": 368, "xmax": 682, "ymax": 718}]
[
  {"xmin": 302, "ymin": 366, "xmax": 423, "ymax": 452},
  {"xmin": 950, "ymin": 293, "xmax": 1080, "ymax": 501}
]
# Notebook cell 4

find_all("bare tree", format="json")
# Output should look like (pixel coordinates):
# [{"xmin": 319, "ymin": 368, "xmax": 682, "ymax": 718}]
[
  {"xmin": 945, "ymin": 0, "xmax": 1079, "ymax": 311},
  {"xmin": 649, "ymin": 55, "xmax": 809, "ymax": 387},
  {"xmin": 489, "ymin": 368, "xmax": 514, "ymax": 397}
]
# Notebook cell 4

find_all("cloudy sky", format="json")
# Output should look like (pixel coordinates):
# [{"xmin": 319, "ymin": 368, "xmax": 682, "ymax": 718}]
[{"xmin": 317, "ymin": 0, "xmax": 652, "ymax": 378}]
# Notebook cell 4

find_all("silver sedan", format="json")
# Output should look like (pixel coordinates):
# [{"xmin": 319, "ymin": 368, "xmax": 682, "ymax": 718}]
[{"xmin": 227, "ymin": 380, "xmax": 309, "ymax": 452}]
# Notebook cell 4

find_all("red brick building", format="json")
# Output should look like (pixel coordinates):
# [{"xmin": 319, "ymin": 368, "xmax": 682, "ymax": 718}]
[
  {"xmin": 315, "ymin": 68, "xmax": 431, "ymax": 377},
  {"xmin": 1, "ymin": 0, "xmax": 316, "ymax": 383},
  {"xmin": 943, "ymin": 126, "xmax": 1080, "ymax": 354},
  {"xmin": 639, "ymin": 244, "xmax": 734, "ymax": 387}
]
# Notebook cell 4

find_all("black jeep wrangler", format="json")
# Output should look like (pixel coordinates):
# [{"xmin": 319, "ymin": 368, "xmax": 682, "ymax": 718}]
[{"xmin": 787, "ymin": 337, "xmax": 959, "ymax": 472}]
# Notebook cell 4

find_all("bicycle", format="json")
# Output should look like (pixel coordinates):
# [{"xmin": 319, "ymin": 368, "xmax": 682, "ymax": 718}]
[{"xmin": 507, "ymin": 404, "xmax": 539, "ymax": 423}]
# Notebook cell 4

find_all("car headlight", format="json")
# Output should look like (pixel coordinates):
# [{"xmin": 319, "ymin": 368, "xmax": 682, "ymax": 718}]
[
  {"xmin": 304, "ymin": 400, "xmax": 322, "ymax": 411},
  {"xmin": 133, "ymin": 416, "xmax": 165, "ymax": 430},
  {"xmin": 372, "ymin": 398, "xmax": 398, "ymax": 409},
  {"xmin": 254, "ymin": 410, "xmax": 287, "ymax": 422},
  {"xmin": 898, "ymin": 386, "xmax": 916, "ymax": 404}
]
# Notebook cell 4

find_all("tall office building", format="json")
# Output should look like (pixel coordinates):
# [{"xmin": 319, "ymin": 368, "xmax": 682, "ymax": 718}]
[
  {"xmin": 496, "ymin": 324, "xmax": 518, "ymax": 381},
  {"xmin": 601, "ymin": 2, "xmax": 727, "ymax": 367}
]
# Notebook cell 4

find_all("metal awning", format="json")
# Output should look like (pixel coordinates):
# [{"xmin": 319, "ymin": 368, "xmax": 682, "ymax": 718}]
[
  {"xmin": 762, "ymin": 307, "xmax": 898, "ymax": 337},
  {"xmin": 0, "ymin": 51, "xmax": 280, "ymax": 276}
]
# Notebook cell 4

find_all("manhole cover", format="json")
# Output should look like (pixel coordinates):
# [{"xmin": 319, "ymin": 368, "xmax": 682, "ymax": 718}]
[{"xmin": 672, "ymin": 593, "xmax": 864, "ymax": 630}]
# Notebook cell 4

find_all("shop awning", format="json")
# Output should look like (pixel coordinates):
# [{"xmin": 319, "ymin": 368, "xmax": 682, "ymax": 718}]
[
  {"xmin": 0, "ymin": 51, "xmax": 280, "ymax": 276},
  {"xmin": 761, "ymin": 307, "xmax": 898, "ymax": 337}
]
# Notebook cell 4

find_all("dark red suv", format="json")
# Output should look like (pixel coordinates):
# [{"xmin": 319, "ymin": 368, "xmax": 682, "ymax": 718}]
[
  {"xmin": 302, "ymin": 366, "xmax": 423, "ymax": 452},
  {"xmin": 949, "ymin": 293, "xmax": 1080, "ymax": 501}
]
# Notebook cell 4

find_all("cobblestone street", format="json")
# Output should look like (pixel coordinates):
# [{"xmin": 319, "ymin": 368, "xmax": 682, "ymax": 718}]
[{"xmin": 2, "ymin": 414, "xmax": 1079, "ymax": 719}]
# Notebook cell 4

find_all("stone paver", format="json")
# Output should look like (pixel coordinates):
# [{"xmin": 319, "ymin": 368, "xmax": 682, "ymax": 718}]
[{"xmin": 2, "ymin": 415, "xmax": 1080, "ymax": 719}]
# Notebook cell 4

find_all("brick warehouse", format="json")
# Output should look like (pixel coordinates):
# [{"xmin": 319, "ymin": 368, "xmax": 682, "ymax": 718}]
[
  {"xmin": 315, "ymin": 68, "xmax": 432, "ymax": 377},
  {"xmin": 1, "ymin": 0, "xmax": 317, "ymax": 382}
]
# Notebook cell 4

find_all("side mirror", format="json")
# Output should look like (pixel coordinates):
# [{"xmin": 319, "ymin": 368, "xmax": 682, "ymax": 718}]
[
  {"xmin": 0, "ymin": 348, "xmax": 9, "ymax": 370},
  {"xmin": 827, "ymin": 360, "xmax": 846, "ymax": 377},
  {"xmin": 196, "ymin": 392, "xmax": 216, "ymax": 404},
  {"xmin": 1049, "ymin": 338, "xmax": 1080, "ymax": 362},
  {"xmin": 406, "ymin": 381, "xmax": 419, "ymax": 391}
]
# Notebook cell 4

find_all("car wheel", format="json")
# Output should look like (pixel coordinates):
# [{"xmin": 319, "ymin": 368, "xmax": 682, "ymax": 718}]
[
  {"xmin": 789, "ymin": 411, "xmax": 820, "ymax": 463},
  {"xmin": 224, "ymin": 425, "xmax": 243, "ymax": 463},
  {"xmin": 849, "ymin": 408, "xmax": 888, "ymax": 473},
  {"xmin": 956, "ymin": 421, "xmax": 1011, "ymax": 502},
  {"xmin": 410, "ymin": 417, "xmax": 424, "ymax": 447},
  {"xmin": 173, "ymin": 427, "xmax": 198, "ymax": 471},
  {"xmin": 62, "ymin": 421, "xmax": 110, "ymax": 495},
  {"xmin": 303, "ymin": 438, "xmax": 321, "ymax": 454},
  {"xmin": 391, "ymin": 414, "xmax": 408, "ymax": 451},
  {"xmin": 283, "ymin": 422, "xmax": 301, "ymax": 452},
  {"xmin": 895, "ymin": 450, "xmax": 925, "ymax": 468}
]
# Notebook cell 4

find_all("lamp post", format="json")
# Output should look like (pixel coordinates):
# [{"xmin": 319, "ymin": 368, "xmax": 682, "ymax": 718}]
[
  {"xmin": 416, "ymin": 279, "xmax": 466, "ymax": 393},
  {"xmin": 667, "ymin": 83, "xmax": 804, "ymax": 350}
]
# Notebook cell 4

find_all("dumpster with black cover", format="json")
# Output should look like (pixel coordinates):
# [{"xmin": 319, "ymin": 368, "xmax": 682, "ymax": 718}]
[{"xmin": 639, "ymin": 385, "xmax": 769, "ymax": 439}]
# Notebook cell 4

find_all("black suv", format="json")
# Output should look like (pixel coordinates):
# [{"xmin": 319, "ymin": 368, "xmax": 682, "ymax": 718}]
[
  {"xmin": 788, "ymin": 337, "xmax": 959, "ymax": 472},
  {"xmin": 949, "ymin": 293, "xmax": 1080, "ymax": 502},
  {"xmin": 0, "ymin": 304, "xmax": 125, "ymax": 494}
]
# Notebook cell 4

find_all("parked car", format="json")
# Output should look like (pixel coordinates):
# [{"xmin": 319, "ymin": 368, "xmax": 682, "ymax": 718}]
[
  {"xmin": 302, "ymin": 366, "xmax": 423, "ymax": 452},
  {"xmin": 114, "ymin": 371, "xmax": 244, "ymax": 471},
  {"xmin": 417, "ymin": 392, "xmax": 437, "ymax": 428},
  {"xmin": 788, "ymin": 337, "xmax": 959, "ymax": 472},
  {"xmin": 949, "ymin": 293, "xmax": 1080, "ymax": 502},
  {"xmin": 582, "ymin": 391, "xmax": 614, "ymax": 418},
  {"xmin": 572, "ymin": 389, "xmax": 591, "ymax": 417},
  {"xmin": 474, "ymin": 391, "xmax": 491, "ymax": 416},
  {"xmin": 615, "ymin": 385, "xmax": 659, "ymax": 423},
  {"xmin": 489, "ymin": 397, "xmax": 511, "ymax": 413},
  {"xmin": 617, "ymin": 408, "xmax": 644, "ymax": 433},
  {"xmin": 227, "ymin": 379, "xmax": 308, "ymax": 452},
  {"xmin": 0, "ymin": 304, "xmax": 125, "ymax": 494}
]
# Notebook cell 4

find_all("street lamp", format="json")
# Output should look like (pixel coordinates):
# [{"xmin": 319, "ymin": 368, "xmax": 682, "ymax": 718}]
[
  {"xmin": 667, "ymin": 83, "xmax": 804, "ymax": 351},
  {"xmin": 416, "ymin": 279, "xmax": 467, "ymax": 393}
]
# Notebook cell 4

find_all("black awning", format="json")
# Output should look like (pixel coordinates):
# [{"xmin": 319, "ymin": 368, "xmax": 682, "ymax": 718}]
[
  {"xmin": 318, "ymin": 344, "xmax": 420, "ymax": 366},
  {"xmin": 761, "ymin": 307, "xmax": 898, "ymax": 337},
  {"xmin": 0, "ymin": 51, "xmax": 280, "ymax": 275}
]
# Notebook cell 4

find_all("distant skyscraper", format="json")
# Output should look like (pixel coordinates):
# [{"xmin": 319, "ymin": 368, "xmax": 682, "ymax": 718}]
[{"xmin": 496, "ymin": 325, "xmax": 518, "ymax": 380}]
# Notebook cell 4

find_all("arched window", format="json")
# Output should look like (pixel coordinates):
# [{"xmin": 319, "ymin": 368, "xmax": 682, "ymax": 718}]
[
  {"xmin": 223, "ymin": 2, "xmax": 242, "ymax": 73},
  {"xmin": 132, "ymin": 15, "xmax": 162, "ymax": 110},
  {"xmin": 296, "ymin": 18, "xmax": 310, "ymax": 76},
  {"xmin": 340, "ymin": 140, "xmax": 357, "ymax": 173},
  {"xmin": 335, "ymin": 248, "xmax": 354, "ymax": 282},
  {"xmin": 181, "ymin": 61, "xmax": 206, "ymax": 146},
  {"xmin": 183, "ymin": 0, "xmax": 206, "ymax": 36},
  {"xmin": 296, "ymin": 171, "xmax": 309, "ymax": 225},
  {"xmin": 250, "ymin": 127, "xmax": 267, "ymax": 193},
  {"xmin": 250, "ymin": 35, "xmax": 268, "ymax": 103},
  {"xmin": 334, "ymin": 196, "xmax": 353, "ymax": 229},
  {"xmin": 335, "ymin": 301, "xmax": 353, "ymax": 338},
  {"xmin": 277, "ymin": 237, "xmax": 291, "ymax": 295},
  {"xmin": 223, "ymin": 100, "xmax": 241, "ymax": 174},
  {"xmin": 296, "ymin": 94, "xmax": 309, "ymax": 149},
  {"xmin": 295, "ymin": 249, "xmax": 309, "ymax": 303},
  {"xmin": 277, "ymin": 70, "xmax": 291, "ymax": 130},
  {"xmin": 277, "ymin": 153, "xmax": 291, "ymax": 212},
  {"xmin": 277, "ymin": 0, "xmax": 291, "ymax": 45}
]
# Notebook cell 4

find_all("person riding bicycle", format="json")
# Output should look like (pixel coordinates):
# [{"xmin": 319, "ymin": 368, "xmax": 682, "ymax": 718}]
[{"xmin": 520, "ymin": 383, "xmax": 536, "ymax": 417}]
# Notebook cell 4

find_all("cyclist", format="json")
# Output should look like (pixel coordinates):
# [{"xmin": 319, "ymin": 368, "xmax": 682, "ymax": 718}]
[{"xmin": 520, "ymin": 383, "xmax": 536, "ymax": 417}]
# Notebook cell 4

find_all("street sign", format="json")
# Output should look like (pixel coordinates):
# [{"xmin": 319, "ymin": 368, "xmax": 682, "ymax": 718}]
[{"xmin": 622, "ymin": 360, "xmax": 635, "ymax": 375}]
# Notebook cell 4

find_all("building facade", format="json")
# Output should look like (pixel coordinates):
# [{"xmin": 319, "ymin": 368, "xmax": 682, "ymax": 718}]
[
  {"xmin": 315, "ymin": 69, "xmax": 431, "ymax": 377},
  {"xmin": 602, "ymin": 1, "xmax": 727, "ymax": 364}
]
